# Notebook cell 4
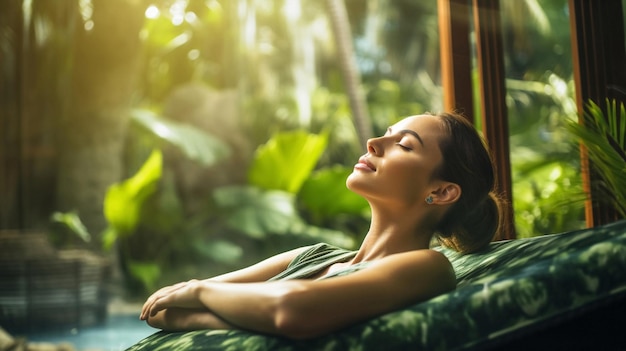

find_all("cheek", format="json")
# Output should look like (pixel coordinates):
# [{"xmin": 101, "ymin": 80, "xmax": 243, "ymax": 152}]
[
  {"xmin": 374, "ymin": 173, "xmax": 426, "ymax": 206},
  {"xmin": 393, "ymin": 171, "xmax": 425, "ymax": 200},
  {"xmin": 387, "ymin": 159, "xmax": 429, "ymax": 182},
  {"xmin": 388, "ymin": 162, "xmax": 435, "ymax": 197}
]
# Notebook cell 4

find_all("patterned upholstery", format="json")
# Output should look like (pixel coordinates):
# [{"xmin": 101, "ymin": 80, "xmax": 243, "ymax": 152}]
[{"xmin": 126, "ymin": 220, "xmax": 626, "ymax": 351}]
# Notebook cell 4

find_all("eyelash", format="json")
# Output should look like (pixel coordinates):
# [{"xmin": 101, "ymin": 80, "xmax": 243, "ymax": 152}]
[{"xmin": 396, "ymin": 143, "xmax": 412, "ymax": 151}]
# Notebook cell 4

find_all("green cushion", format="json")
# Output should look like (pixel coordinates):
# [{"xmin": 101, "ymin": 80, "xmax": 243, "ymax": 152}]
[{"xmin": 126, "ymin": 220, "xmax": 626, "ymax": 351}]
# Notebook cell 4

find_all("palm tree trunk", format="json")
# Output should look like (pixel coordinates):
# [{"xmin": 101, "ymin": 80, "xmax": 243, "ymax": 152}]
[{"xmin": 325, "ymin": 0, "xmax": 372, "ymax": 150}]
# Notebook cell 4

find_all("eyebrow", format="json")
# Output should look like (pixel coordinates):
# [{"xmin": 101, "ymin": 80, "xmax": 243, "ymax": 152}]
[{"xmin": 387, "ymin": 128, "xmax": 424, "ymax": 145}]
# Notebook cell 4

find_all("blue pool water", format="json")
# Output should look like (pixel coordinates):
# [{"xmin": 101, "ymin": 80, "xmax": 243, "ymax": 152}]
[{"xmin": 24, "ymin": 314, "xmax": 155, "ymax": 351}]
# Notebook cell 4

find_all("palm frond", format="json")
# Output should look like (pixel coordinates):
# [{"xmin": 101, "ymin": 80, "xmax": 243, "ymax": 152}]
[{"xmin": 567, "ymin": 99, "xmax": 626, "ymax": 218}]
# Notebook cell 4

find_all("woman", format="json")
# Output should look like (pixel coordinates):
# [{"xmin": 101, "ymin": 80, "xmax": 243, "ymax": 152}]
[{"xmin": 140, "ymin": 111, "xmax": 504, "ymax": 339}]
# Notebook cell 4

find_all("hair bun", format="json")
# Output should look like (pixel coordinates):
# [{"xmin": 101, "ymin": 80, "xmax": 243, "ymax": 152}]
[{"xmin": 438, "ymin": 192, "xmax": 503, "ymax": 253}]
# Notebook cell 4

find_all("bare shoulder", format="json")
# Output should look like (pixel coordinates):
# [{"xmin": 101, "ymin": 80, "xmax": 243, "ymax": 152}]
[
  {"xmin": 373, "ymin": 248, "xmax": 453, "ymax": 270},
  {"xmin": 367, "ymin": 249, "xmax": 456, "ymax": 292}
]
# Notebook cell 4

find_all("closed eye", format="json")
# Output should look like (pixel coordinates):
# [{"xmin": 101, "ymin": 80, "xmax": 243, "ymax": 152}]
[{"xmin": 396, "ymin": 143, "xmax": 412, "ymax": 151}]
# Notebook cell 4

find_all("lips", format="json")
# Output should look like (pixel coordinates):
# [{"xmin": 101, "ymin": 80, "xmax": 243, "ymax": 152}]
[{"xmin": 355, "ymin": 156, "xmax": 376, "ymax": 171}]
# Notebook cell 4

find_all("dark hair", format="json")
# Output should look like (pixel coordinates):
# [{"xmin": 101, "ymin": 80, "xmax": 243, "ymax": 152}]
[{"xmin": 430, "ymin": 111, "xmax": 504, "ymax": 253}]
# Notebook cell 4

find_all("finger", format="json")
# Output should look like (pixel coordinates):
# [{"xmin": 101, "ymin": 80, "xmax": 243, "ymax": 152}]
[
  {"xmin": 147, "ymin": 282, "xmax": 199, "ymax": 318},
  {"xmin": 141, "ymin": 291, "xmax": 167, "ymax": 319},
  {"xmin": 149, "ymin": 296, "xmax": 170, "ymax": 317},
  {"xmin": 141, "ymin": 281, "xmax": 191, "ymax": 319},
  {"xmin": 143, "ymin": 293, "xmax": 168, "ymax": 320},
  {"xmin": 141, "ymin": 286, "xmax": 177, "ymax": 320}
]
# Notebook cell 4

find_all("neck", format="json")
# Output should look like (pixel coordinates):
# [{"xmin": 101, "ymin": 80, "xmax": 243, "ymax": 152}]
[{"xmin": 351, "ymin": 202, "xmax": 435, "ymax": 263}]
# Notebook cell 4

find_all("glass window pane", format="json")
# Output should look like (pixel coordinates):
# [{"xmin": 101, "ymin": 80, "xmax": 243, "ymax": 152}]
[{"xmin": 499, "ymin": 0, "xmax": 585, "ymax": 237}]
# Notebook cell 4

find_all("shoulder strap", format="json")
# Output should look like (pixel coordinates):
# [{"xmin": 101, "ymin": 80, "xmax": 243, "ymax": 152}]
[{"xmin": 268, "ymin": 243, "xmax": 355, "ymax": 281}]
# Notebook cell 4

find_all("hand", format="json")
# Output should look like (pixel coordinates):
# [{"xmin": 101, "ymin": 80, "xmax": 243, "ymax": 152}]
[
  {"xmin": 146, "ymin": 308, "xmax": 236, "ymax": 331},
  {"xmin": 140, "ymin": 280, "xmax": 205, "ymax": 320}
]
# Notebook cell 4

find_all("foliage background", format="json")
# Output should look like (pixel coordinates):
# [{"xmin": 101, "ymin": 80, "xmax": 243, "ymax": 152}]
[{"xmin": 2, "ymin": 0, "xmax": 586, "ymax": 298}]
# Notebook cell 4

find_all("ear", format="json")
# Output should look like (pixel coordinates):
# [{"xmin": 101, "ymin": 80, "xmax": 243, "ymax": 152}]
[{"xmin": 431, "ymin": 182, "xmax": 461, "ymax": 205}]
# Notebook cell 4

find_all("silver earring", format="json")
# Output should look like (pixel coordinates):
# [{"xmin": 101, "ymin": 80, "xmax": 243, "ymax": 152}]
[{"xmin": 425, "ymin": 195, "xmax": 434, "ymax": 204}]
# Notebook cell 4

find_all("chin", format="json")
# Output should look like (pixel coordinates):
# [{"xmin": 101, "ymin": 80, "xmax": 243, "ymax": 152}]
[
  {"xmin": 345, "ymin": 174, "xmax": 367, "ymax": 196},
  {"xmin": 346, "ymin": 172, "xmax": 358, "ymax": 190}
]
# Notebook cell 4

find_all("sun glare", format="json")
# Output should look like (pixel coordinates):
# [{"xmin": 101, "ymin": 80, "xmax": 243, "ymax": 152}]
[{"xmin": 145, "ymin": 5, "xmax": 160, "ymax": 19}]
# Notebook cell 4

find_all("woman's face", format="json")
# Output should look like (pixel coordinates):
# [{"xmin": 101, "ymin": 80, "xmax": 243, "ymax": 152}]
[{"xmin": 346, "ymin": 114, "xmax": 446, "ymax": 207}]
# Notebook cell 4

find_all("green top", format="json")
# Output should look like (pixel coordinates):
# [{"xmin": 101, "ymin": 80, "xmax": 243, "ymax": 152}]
[{"xmin": 268, "ymin": 243, "xmax": 372, "ymax": 281}]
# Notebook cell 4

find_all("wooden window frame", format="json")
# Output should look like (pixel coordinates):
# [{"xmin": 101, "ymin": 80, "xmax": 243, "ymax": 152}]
[
  {"xmin": 438, "ymin": 0, "xmax": 625, "ymax": 236},
  {"xmin": 438, "ymin": 0, "xmax": 514, "ymax": 240},
  {"xmin": 569, "ymin": 0, "xmax": 626, "ymax": 226}
]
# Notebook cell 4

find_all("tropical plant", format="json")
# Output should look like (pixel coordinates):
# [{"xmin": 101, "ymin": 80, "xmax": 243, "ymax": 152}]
[
  {"xmin": 248, "ymin": 130, "xmax": 328, "ymax": 193},
  {"xmin": 214, "ymin": 129, "xmax": 365, "ymax": 248},
  {"xmin": 103, "ymin": 149, "xmax": 163, "ymax": 250},
  {"xmin": 96, "ymin": 114, "xmax": 369, "ymax": 294},
  {"xmin": 99, "ymin": 109, "xmax": 233, "ymax": 292},
  {"xmin": 131, "ymin": 109, "xmax": 232, "ymax": 167},
  {"xmin": 101, "ymin": 149, "xmax": 164, "ymax": 292},
  {"xmin": 567, "ymin": 99, "xmax": 626, "ymax": 218}
]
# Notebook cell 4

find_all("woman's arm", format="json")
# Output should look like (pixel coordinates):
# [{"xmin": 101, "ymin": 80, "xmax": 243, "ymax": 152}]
[
  {"xmin": 207, "ymin": 246, "xmax": 308, "ymax": 282},
  {"xmin": 140, "ymin": 246, "xmax": 307, "ymax": 330},
  {"xmin": 143, "ymin": 249, "xmax": 456, "ymax": 339},
  {"xmin": 146, "ymin": 308, "xmax": 235, "ymax": 331}
]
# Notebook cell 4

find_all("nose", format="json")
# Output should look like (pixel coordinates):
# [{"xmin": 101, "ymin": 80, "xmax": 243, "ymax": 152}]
[{"xmin": 366, "ymin": 136, "xmax": 383, "ymax": 156}]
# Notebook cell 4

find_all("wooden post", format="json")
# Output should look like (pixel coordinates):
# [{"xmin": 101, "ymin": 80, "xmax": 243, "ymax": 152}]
[
  {"xmin": 438, "ymin": 0, "xmax": 475, "ymax": 120},
  {"xmin": 569, "ymin": 0, "xmax": 626, "ymax": 226},
  {"xmin": 472, "ymin": 0, "xmax": 515, "ymax": 239}
]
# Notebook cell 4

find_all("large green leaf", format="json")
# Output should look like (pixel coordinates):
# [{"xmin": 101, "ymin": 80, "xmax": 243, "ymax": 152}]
[
  {"xmin": 248, "ymin": 131, "xmax": 328, "ymax": 193},
  {"xmin": 131, "ymin": 109, "xmax": 231, "ymax": 167},
  {"xmin": 213, "ymin": 186, "xmax": 303, "ymax": 238},
  {"xmin": 191, "ymin": 238, "xmax": 243, "ymax": 264},
  {"xmin": 299, "ymin": 165, "xmax": 369, "ymax": 219},
  {"xmin": 103, "ymin": 149, "xmax": 163, "ymax": 246},
  {"xmin": 213, "ymin": 185, "xmax": 356, "ymax": 247}
]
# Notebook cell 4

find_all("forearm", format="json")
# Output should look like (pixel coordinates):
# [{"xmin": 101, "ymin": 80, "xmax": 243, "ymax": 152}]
[
  {"xmin": 203, "ymin": 247, "xmax": 307, "ymax": 283},
  {"xmin": 195, "ymin": 280, "xmax": 303, "ymax": 336},
  {"xmin": 147, "ymin": 307, "xmax": 236, "ymax": 332}
]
